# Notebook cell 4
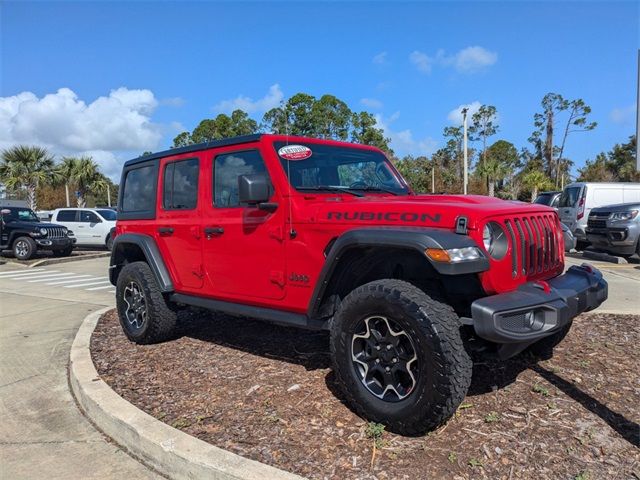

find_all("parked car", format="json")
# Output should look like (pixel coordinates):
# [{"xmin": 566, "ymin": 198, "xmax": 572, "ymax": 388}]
[
  {"xmin": 533, "ymin": 191, "xmax": 561, "ymax": 209},
  {"xmin": 558, "ymin": 182, "xmax": 640, "ymax": 249},
  {"xmin": 108, "ymin": 134, "xmax": 607, "ymax": 435},
  {"xmin": 51, "ymin": 208, "xmax": 117, "ymax": 249},
  {"xmin": 586, "ymin": 202, "xmax": 640, "ymax": 258},
  {"xmin": 0, "ymin": 206, "xmax": 76, "ymax": 260}
]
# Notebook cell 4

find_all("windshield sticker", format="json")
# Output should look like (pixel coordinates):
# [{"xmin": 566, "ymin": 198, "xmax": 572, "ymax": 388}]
[{"xmin": 278, "ymin": 145, "xmax": 312, "ymax": 161}]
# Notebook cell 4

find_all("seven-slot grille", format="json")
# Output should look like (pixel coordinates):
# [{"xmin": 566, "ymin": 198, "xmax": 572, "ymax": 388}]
[
  {"xmin": 587, "ymin": 212, "xmax": 609, "ymax": 229},
  {"xmin": 502, "ymin": 214, "xmax": 561, "ymax": 279},
  {"xmin": 44, "ymin": 227, "xmax": 67, "ymax": 238}
]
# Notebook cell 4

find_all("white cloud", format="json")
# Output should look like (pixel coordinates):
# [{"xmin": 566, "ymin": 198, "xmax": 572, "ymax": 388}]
[
  {"xmin": 610, "ymin": 105, "xmax": 635, "ymax": 125},
  {"xmin": 0, "ymin": 87, "xmax": 163, "ymax": 180},
  {"xmin": 360, "ymin": 98, "xmax": 383, "ymax": 110},
  {"xmin": 372, "ymin": 51, "xmax": 388, "ymax": 65},
  {"xmin": 375, "ymin": 112, "xmax": 437, "ymax": 156},
  {"xmin": 409, "ymin": 50, "xmax": 433, "ymax": 74},
  {"xmin": 447, "ymin": 101, "xmax": 482, "ymax": 125},
  {"xmin": 410, "ymin": 46, "xmax": 497, "ymax": 74},
  {"xmin": 160, "ymin": 96, "xmax": 185, "ymax": 107},
  {"xmin": 213, "ymin": 84, "xmax": 283, "ymax": 114}
]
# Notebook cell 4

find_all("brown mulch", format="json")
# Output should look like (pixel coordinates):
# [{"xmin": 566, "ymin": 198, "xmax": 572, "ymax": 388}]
[{"xmin": 91, "ymin": 310, "xmax": 640, "ymax": 480}]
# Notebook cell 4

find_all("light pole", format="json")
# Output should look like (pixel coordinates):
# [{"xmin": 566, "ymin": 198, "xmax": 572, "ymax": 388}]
[
  {"xmin": 636, "ymin": 49, "xmax": 639, "ymax": 172},
  {"xmin": 462, "ymin": 107, "xmax": 469, "ymax": 195}
]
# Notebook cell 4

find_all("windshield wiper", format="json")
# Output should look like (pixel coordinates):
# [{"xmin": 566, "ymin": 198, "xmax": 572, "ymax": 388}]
[
  {"xmin": 350, "ymin": 186, "xmax": 401, "ymax": 196},
  {"xmin": 297, "ymin": 186, "xmax": 364, "ymax": 197}
]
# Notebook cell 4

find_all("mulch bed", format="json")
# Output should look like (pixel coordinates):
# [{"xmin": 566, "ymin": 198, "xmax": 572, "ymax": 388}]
[{"xmin": 91, "ymin": 310, "xmax": 640, "ymax": 480}]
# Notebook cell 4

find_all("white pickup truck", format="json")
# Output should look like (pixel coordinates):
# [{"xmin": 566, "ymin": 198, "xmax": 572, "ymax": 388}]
[{"xmin": 51, "ymin": 208, "xmax": 117, "ymax": 249}]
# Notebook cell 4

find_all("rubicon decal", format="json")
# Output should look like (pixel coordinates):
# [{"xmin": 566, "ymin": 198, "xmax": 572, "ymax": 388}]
[
  {"xmin": 278, "ymin": 145, "xmax": 312, "ymax": 161},
  {"xmin": 327, "ymin": 211, "xmax": 441, "ymax": 223}
]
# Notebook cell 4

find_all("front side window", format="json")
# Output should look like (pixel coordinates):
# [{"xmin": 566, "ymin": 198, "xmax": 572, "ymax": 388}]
[
  {"xmin": 122, "ymin": 165, "xmax": 156, "ymax": 212},
  {"xmin": 57, "ymin": 210, "xmax": 77, "ymax": 222},
  {"xmin": 80, "ymin": 211, "xmax": 100, "ymax": 223},
  {"xmin": 163, "ymin": 158, "xmax": 199, "ymax": 210},
  {"xmin": 213, "ymin": 150, "xmax": 269, "ymax": 208},
  {"xmin": 274, "ymin": 142, "xmax": 409, "ymax": 195},
  {"xmin": 559, "ymin": 187, "xmax": 581, "ymax": 208}
]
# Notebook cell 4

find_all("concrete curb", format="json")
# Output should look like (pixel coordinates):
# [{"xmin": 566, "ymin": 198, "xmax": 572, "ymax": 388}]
[
  {"xmin": 1, "ymin": 251, "xmax": 111, "ymax": 268},
  {"xmin": 581, "ymin": 250, "xmax": 629, "ymax": 265},
  {"xmin": 69, "ymin": 308, "xmax": 305, "ymax": 480}
]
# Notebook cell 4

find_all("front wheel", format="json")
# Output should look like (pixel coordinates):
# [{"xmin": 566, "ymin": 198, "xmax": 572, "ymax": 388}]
[
  {"xmin": 106, "ymin": 234, "xmax": 114, "ymax": 251},
  {"xmin": 330, "ymin": 279, "xmax": 472, "ymax": 435},
  {"xmin": 116, "ymin": 261, "xmax": 177, "ymax": 344},
  {"xmin": 13, "ymin": 236, "xmax": 37, "ymax": 260}
]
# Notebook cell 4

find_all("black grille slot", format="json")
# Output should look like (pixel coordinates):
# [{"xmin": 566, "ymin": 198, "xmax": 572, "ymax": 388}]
[
  {"xmin": 588, "ymin": 216, "xmax": 607, "ymax": 229},
  {"xmin": 45, "ymin": 227, "xmax": 66, "ymax": 238},
  {"xmin": 514, "ymin": 219, "xmax": 527, "ymax": 277},
  {"xmin": 504, "ymin": 220, "xmax": 518, "ymax": 278}
]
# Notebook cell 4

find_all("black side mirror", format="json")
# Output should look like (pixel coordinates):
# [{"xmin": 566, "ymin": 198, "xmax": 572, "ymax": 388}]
[{"xmin": 238, "ymin": 174, "xmax": 277, "ymax": 211}]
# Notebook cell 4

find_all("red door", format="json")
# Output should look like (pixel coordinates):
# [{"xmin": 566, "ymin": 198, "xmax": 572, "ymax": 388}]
[
  {"xmin": 155, "ymin": 155, "xmax": 204, "ymax": 291},
  {"xmin": 201, "ymin": 146, "xmax": 286, "ymax": 302}
]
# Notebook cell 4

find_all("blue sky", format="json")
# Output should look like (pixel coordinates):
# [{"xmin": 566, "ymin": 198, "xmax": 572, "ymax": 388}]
[{"xmin": 1, "ymin": 1, "xmax": 638, "ymax": 180}]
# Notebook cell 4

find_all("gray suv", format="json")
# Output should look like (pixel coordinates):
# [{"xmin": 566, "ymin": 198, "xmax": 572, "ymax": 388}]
[{"xmin": 586, "ymin": 202, "xmax": 640, "ymax": 258}]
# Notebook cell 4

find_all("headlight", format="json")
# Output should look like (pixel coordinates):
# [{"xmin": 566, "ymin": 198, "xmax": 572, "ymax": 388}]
[
  {"xmin": 39, "ymin": 227, "xmax": 48, "ymax": 235},
  {"xmin": 609, "ymin": 210, "xmax": 638, "ymax": 221},
  {"xmin": 482, "ymin": 222, "xmax": 508, "ymax": 260}
]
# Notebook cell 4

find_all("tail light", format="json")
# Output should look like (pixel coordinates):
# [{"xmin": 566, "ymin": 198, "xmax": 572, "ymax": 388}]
[{"xmin": 576, "ymin": 188, "xmax": 586, "ymax": 220}]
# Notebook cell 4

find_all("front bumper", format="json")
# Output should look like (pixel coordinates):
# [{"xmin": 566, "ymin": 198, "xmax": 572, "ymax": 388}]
[
  {"xmin": 586, "ymin": 225, "xmax": 639, "ymax": 255},
  {"xmin": 35, "ymin": 237, "xmax": 76, "ymax": 249},
  {"xmin": 471, "ymin": 264, "xmax": 607, "ymax": 356}
]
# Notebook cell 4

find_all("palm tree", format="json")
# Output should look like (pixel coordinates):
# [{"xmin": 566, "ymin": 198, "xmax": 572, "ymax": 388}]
[
  {"xmin": 521, "ymin": 169, "xmax": 553, "ymax": 202},
  {"xmin": 476, "ymin": 157, "xmax": 509, "ymax": 197},
  {"xmin": 0, "ymin": 145, "xmax": 55, "ymax": 211},
  {"xmin": 68, "ymin": 156, "xmax": 109, "ymax": 207},
  {"xmin": 57, "ymin": 157, "xmax": 77, "ymax": 207}
]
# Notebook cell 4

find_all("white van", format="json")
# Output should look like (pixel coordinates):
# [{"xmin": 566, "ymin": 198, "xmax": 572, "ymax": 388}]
[
  {"xmin": 558, "ymin": 182, "xmax": 640, "ymax": 247},
  {"xmin": 51, "ymin": 208, "xmax": 117, "ymax": 249}
]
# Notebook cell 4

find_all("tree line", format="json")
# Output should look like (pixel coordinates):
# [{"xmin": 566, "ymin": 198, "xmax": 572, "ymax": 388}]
[
  {"xmin": 173, "ymin": 91, "xmax": 636, "ymax": 200},
  {"xmin": 0, "ymin": 146, "xmax": 117, "ymax": 211}
]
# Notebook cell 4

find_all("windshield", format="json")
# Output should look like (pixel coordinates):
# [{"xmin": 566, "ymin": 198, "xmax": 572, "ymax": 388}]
[
  {"xmin": 559, "ymin": 187, "xmax": 581, "ymax": 208},
  {"xmin": 274, "ymin": 142, "xmax": 410, "ymax": 195},
  {"xmin": 97, "ymin": 209, "xmax": 117, "ymax": 221},
  {"xmin": 534, "ymin": 193, "xmax": 554, "ymax": 205},
  {"xmin": 0, "ymin": 207, "xmax": 39, "ymax": 222}
]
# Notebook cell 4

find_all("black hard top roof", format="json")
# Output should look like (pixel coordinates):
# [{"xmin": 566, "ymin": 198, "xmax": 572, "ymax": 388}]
[{"xmin": 123, "ymin": 134, "xmax": 263, "ymax": 168}]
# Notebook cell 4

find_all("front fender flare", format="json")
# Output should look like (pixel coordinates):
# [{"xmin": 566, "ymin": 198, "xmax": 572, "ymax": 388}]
[
  {"xmin": 307, "ymin": 228, "xmax": 489, "ymax": 318},
  {"xmin": 109, "ymin": 233, "xmax": 173, "ymax": 292}
]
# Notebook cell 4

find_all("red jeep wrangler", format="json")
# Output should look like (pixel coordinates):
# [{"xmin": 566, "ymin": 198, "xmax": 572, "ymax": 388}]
[{"xmin": 109, "ymin": 134, "xmax": 607, "ymax": 434}]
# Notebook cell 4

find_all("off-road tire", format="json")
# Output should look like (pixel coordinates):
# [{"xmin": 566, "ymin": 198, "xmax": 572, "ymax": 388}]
[
  {"xmin": 13, "ymin": 236, "xmax": 37, "ymax": 261},
  {"xmin": 528, "ymin": 322, "xmax": 572, "ymax": 359},
  {"xmin": 52, "ymin": 246, "xmax": 73, "ymax": 257},
  {"xmin": 116, "ymin": 261, "xmax": 177, "ymax": 344},
  {"xmin": 331, "ymin": 279, "xmax": 472, "ymax": 435},
  {"xmin": 575, "ymin": 240, "xmax": 589, "ymax": 251}
]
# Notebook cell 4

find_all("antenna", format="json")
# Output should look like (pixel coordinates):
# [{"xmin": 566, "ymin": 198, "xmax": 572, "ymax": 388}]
[{"xmin": 284, "ymin": 106, "xmax": 296, "ymax": 239}]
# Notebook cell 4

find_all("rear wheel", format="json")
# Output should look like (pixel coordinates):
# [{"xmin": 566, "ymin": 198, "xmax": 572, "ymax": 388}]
[
  {"xmin": 13, "ymin": 236, "xmax": 37, "ymax": 260},
  {"xmin": 331, "ymin": 279, "xmax": 472, "ymax": 435},
  {"xmin": 116, "ymin": 261, "xmax": 177, "ymax": 344}
]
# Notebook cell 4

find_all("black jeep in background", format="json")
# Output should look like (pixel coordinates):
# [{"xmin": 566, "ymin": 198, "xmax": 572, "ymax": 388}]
[{"xmin": 0, "ymin": 206, "xmax": 76, "ymax": 260}]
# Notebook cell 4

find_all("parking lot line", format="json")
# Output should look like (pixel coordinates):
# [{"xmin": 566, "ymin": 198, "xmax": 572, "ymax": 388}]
[
  {"xmin": 0, "ymin": 270, "xmax": 59, "ymax": 279},
  {"xmin": 64, "ymin": 279, "xmax": 110, "ymax": 288},
  {"xmin": 0, "ymin": 268, "xmax": 46, "ymax": 276},
  {"xmin": 86, "ymin": 285, "xmax": 114, "ymax": 291},
  {"xmin": 27, "ymin": 273, "xmax": 80, "ymax": 282},
  {"xmin": 46, "ymin": 275, "xmax": 95, "ymax": 285}
]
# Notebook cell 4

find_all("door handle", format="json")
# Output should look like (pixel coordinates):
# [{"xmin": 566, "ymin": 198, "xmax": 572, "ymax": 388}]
[
  {"xmin": 204, "ymin": 226, "xmax": 224, "ymax": 237},
  {"xmin": 158, "ymin": 227, "xmax": 174, "ymax": 236}
]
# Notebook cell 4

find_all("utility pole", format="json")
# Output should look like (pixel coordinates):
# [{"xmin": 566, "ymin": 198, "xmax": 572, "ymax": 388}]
[
  {"xmin": 107, "ymin": 186, "xmax": 111, "ymax": 207},
  {"xmin": 462, "ymin": 108, "xmax": 469, "ymax": 195},
  {"xmin": 431, "ymin": 165, "xmax": 435, "ymax": 193},
  {"xmin": 636, "ymin": 49, "xmax": 639, "ymax": 172}
]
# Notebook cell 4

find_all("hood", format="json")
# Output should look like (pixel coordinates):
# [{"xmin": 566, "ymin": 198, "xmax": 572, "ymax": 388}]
[
  {"xmin": 302, "ymin": 194, "xmax": 556, "ymax": 230},
  {"xmin": 590, "ymin": 202, "xmax": 640, "ymax": 213},
  {"xmin": 4, "ymin": 220, "xmax": 67, "ymax": 230}
]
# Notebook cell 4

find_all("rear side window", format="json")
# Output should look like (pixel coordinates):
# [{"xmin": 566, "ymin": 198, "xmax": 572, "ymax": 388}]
[
  {"xmin": 120, "ymin": 163, "xmax": 158, "ymax": 219},
  {"xmin": 559, "ymin": 187, "xmax": 581, "ymax": 208},
  {"xmin": 163, "ymin": 158, "xmax": 199, "ymax": 210},
  {"xmin": 57, "ymin": 210, "xmax": 77, "ymax": 222},
  {"xmin": 213, "ymin": 150, "xmax": 269, "ymax": 208}
]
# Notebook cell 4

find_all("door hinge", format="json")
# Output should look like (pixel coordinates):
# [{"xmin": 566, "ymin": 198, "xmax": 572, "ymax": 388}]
[
  {"xmin": 268, "ymin": 226, "xmax": 284, "ymax": 242},
  {"xmin": 192, "ymin": 264, "xmax": 204, "ymax": 279}
]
